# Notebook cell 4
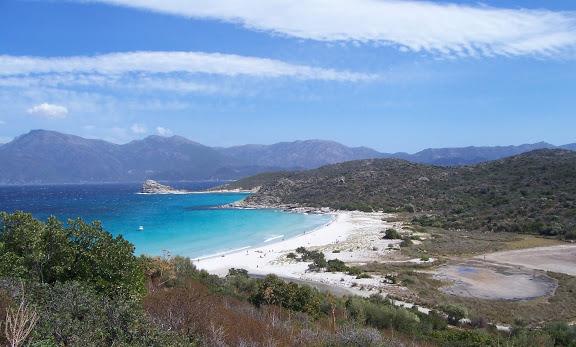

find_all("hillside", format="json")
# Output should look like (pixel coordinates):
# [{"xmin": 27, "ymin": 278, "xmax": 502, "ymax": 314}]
[{"xmin": 230, "ymin": 149, "xmax": 576, "ymax": 238}]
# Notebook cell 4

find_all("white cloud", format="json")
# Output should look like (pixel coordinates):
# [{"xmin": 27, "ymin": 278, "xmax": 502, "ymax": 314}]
[
  {"xmin": 156, "ymin": 127, "xmax": 173, "ymax": 137},
  {"xmin": 78, "ymin": 0, "xmax": 576, "ymax": 58},
  {"xmin": 26, "ymin": 103, "xmax": 69, "ymax": 119},
  {"xmin": 130, "ymin": 123, "xmax": 147, "ymax": 134},
  {"xmin": 0, "ymin": 51, "xmax": 374, "ymax": 81},
  {"xmin": 0, "ymin": 136, "xmax": 12, "ymax": 144}
]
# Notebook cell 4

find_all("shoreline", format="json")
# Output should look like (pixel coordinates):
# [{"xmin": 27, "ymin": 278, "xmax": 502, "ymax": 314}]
[
  {"xmin": 194, "ymin": 211, "xmax": 338, "ymax": 262},
  {"xmin": 137, "ymin": 189, "xmax": 254, "ymax": 195},
  {"xmin": 195, "ymin": 210, "xmax": 416, "ymax": 298}
]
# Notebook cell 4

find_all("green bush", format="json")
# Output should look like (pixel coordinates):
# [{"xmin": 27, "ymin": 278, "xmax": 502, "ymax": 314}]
[
  {"xmin": 4, "ymin": 280, "xmax": 185, "ymax": 346},
  {"xmin": 544, "ymin": 322, "xmax": 576, "ymax": 347},
  {"xmin": 441, "ymin": 304, "xmax": 468, "ymax": 324},
  {"xmin": 347, "ymin": 267, "xmax": 363, "ymax": 276},
  {"xmin": 249, "ymin": 275, "xmax": 321, "ymax": 318},
  {"xmin": 0, "ymin": 212, "xmax": 145, "ymax": 298},
  {"xmin": 356, "ymin": 273, "xmax": 372, "ymax": 279},
  {"xmin": 326, "ymin": 259, "xmax": 348, "ymax": 272},
  {"xmin": 383, "ymin": 228, "xmax": 401, "ymax": 240}
]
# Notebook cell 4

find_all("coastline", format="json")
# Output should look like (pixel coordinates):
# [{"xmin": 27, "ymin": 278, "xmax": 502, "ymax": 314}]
[
  {"xmin": 137, "ymin": 189, "xmax": 254, "ymax": 195},
  {"xmin": 195, "ymin": 210, "xmax": 418, "ymax": 298}
]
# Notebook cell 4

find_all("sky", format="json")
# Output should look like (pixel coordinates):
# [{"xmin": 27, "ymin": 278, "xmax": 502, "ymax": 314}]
[{"xmin": 0, "ymin": 0, "xmax": 575, "ymax": 152}]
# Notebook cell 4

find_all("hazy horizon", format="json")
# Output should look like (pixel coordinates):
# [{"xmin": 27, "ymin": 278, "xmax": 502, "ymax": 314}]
[{"xmin": 1, "ymin": 128, "xmax": 574, "ymax": 155}]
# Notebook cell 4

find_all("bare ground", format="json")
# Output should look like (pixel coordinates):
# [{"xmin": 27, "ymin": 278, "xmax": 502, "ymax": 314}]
[{"xmin": 480, "ymin": 245, "xmax": 576, "ymax": 276}]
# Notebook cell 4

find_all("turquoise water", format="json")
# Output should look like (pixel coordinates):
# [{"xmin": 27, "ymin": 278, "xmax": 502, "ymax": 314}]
[{"xmin": 0, "ymin": 183, "xmax": 332, "ymax": 258}]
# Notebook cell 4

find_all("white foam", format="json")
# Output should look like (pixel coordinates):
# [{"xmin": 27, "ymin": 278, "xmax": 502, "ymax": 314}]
[{"xmin": 264, "ymin": 235, "xmax": 284, "ymax": 243}]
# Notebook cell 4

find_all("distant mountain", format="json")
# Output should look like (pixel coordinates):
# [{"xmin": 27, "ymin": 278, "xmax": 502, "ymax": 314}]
[
  {"xmin": 401, "ymin": 142, "xmax": 557, "ymax": 166},
  {"xmin": 217, "ymin": 140, "xmax": 383, "ymax": 169},
  {"xmin": 0, "ymin": 129, "xmax": 574, "ymax": 184},
  {"xmin": 119, "ymin": 135, "xmax": 228, "ymax": 180},
  {"xmin": 230, "ymin": 149, "xmax": 576, "ymax": 238},
  {"xmin": 0, "ymin": 130, "xmax": 272, "ymax": 184},
  {"xmin": 0, "ymin": 130, "xmax": 124, "ymax": 184},
  {"xmin": 562, "ymin": 143, "xmax": 576, "ymax": 151}
]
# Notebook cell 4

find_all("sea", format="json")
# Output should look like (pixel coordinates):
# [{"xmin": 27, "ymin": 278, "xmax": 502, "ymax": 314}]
[{"xmin": 0, "ymin": 182, "xmax": 332, "ymax": 258}]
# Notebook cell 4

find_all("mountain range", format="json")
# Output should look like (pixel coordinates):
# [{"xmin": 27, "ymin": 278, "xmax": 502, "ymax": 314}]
[{"xmin": 0, "ymin": 129, "xmax": 574, "ymax": 184}]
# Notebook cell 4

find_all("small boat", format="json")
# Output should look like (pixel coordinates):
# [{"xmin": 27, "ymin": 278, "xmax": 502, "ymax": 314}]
[{"xmin": 138, "ymin": 226, "xmax": 144, "ymax": 231}]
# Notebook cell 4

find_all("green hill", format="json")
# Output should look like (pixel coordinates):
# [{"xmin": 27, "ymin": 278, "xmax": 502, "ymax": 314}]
[{"xmin": 229, "ymin": 149, "xmax": 576, "ymax": 238}]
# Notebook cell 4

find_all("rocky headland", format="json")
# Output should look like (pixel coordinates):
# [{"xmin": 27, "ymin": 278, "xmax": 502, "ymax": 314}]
[{"xmin": 140, "ymin": 180, "xmax": 189, "ymax": 194}]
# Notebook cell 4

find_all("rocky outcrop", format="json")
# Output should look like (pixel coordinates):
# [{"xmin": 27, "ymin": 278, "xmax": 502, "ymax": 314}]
[{"xmin": 141, "ymin": 180, "xmax": 188, "ymax": 194}]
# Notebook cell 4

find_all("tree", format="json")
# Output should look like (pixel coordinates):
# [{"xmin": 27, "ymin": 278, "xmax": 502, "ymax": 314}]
[{"xmin": 0, "ymin": 212, "xmax": 145, "ymax": 299}]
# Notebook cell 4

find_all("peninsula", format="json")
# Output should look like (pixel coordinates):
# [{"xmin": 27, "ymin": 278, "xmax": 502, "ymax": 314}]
[{"xmin": 140, "ymin": 180, "xmax": 189, "ymax": 194}]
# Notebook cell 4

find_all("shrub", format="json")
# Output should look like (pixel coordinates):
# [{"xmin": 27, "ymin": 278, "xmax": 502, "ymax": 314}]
[
  {"xmin": 383, "ymin": 228, "xmax": 401, "ymax": 240},
  {"xmin": 564, "ymin": 229, "xmax": 576, "ymax": 240},
  {"xmin": 249, "ymin": 275, "xmax": 321, "ymax": 318},
  {"xmin": 336, "ymin": 325, "xmax": 383, "ymax": 346},
  {"xmin": 347, "ymin": 267, "xmax": 363, "ymax": 276},
  {"xmin": 400, "ymin": 237, "xmax": 413, "ymax": 247},
  {"xmin": 356, "ymin": 273, "xmax": 372, "ymax": 279},
  {"xmin": 227, "ymin": 268, "xmax": 249, "ymax": 278},
  {"xmin": 404, "ymin": 204, "xmax": 416, "ymax": 213},
  {"xmin": 0, "ymin": 212, "xmax": 145, "ymax": 299},
  {"xmin": 295, "ymin": 247, "xmax": 307, "ymax": 254},
  {"xmin": 6, "ymin": 280, "xmax": 183, "ymax": 346},
  {"xmin": 429, "ymin": 329, "xmax": 496, "ymax": 347},
  {"xmin": 326, "ymin": 259, "xmax": 348, "ymax": 273},
  {"xmin": 286, "ymin": 252, "xmax": 298, "ymax": 259},
  {"xmin": 441, "ymin": 304, "xmax": 468, "ymax": 324},
  {"xmin": 544, "ymin": 322, "xmax": 576, "ymax": 347}
]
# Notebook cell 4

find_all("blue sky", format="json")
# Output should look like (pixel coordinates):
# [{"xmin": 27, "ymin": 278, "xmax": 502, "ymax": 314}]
[{"xmin": 0, "ymin": 0, "xmax": 575, "ymax": 152}]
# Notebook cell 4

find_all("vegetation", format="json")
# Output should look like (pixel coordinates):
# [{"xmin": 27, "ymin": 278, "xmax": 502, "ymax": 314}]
[
  {"xmin": 365, "ymin": 260, "xmax": 576, "ymax": 327},
  {"xmin": 1, "ymin": 212, "xmax": 575, "ymax": 346},
  {"xmin": 234, "ymin": 149, "xmax": 576, "ymax": 239},
  {"xmin": 383, "ymin": 228, "xmax": 401, "ymax": 240}
]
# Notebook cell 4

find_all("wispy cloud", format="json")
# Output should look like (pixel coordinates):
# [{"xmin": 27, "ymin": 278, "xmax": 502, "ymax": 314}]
[
  {"xmin": 27, "ymin": 103, "xmax": 69, "ymax": 119},
  {"xmin": 130, "ymin": 123, "xmax": 147, "ymax": 134},
  {"xmin": 0, "ymin": 51, "xmax": 375, "ymax": 81},
  {"xmin": 156, "ymin": 127, "xmax": 173, "ymax": 137},
  {"xmin": 78, "ymin": 0, "xmax": 576, "ymax": 58}
]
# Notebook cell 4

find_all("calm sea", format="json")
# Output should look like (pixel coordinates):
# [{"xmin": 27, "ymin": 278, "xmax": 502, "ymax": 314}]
[{"xmin": 0, "ymin": 182, "xmax": 331, "ymax": 258}]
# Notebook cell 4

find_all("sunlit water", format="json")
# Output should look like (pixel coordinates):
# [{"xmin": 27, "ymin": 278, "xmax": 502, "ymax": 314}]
[{"xmin": 0, "ymin": 182, "xmax": 331, "ymax": 258}]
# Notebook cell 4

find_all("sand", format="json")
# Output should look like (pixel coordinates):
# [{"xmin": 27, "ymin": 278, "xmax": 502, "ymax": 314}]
[{"xmin": 195, "ymin": 211, "xmax": 426, "ymax": 298}]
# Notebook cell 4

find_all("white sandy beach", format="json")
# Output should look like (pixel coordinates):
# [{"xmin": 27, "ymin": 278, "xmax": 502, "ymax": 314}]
[{"xmin": 195, "ymin": 211, "xmax": 427, "ymax": 299}]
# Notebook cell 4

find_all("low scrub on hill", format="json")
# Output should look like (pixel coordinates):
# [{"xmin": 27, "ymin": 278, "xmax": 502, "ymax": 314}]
[
  {"xmin": 233, "ymin": 150, "xmax": 576, "ymax": 239},
  {"xmin": 0, "ymin": 212, "xmax": 574, "ymax": 346}
]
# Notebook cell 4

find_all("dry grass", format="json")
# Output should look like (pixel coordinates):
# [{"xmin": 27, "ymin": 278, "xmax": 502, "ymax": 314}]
[
  {"xmin": 380, "ymin": 269, "xmax": 576, "ymax": 326},
  {"xmin": 400, "ymin": 226, "xmax": 563, "ymax": 259}
]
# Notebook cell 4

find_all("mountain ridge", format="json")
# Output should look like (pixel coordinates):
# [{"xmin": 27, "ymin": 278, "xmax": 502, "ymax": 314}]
[{"xmin": 0, "ymin": 129, "xmax": 574, "ymax": 184}]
